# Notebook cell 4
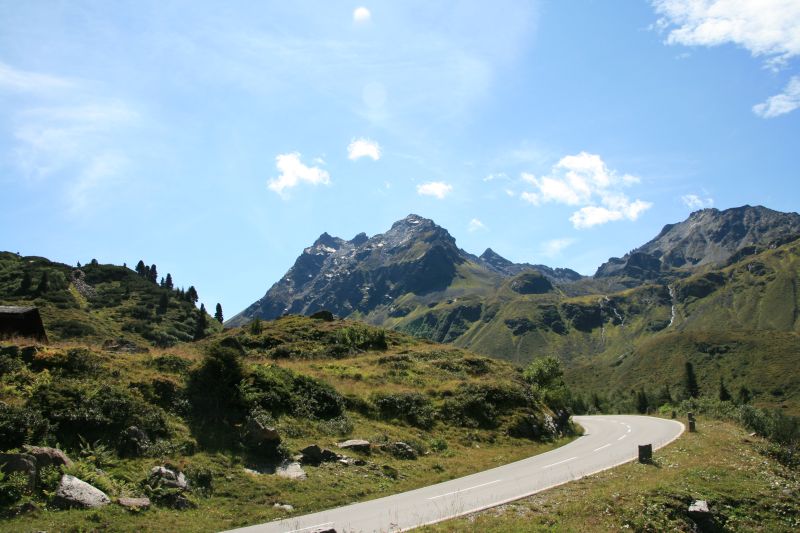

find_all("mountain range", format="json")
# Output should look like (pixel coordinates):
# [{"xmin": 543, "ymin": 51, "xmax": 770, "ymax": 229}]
[{"xmin": 229, "ymin": 205, "xmax": 800, "ymax": 410}]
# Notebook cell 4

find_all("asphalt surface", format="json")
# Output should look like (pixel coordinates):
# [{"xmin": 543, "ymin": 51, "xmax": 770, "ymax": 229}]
[{"xmin": 224, "ymin": 415, "xmax": 684, "ymax": 533}]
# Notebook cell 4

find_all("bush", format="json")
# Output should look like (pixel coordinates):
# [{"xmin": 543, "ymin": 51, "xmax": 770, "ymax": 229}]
[
  {"xmin": 149, "ymin": 354, "xmax": 192, "ymax": 374},
  {"xmin": 0, "ymin": 402, "xmax": 50, "ymax": 449},
  {"xmin": 372, "ymin": 392, "xmax": 435, "ymax": 429},
  {"xmin": 32, "ymin": 348, "xmax": 103, "ymax": 376},
  {"xmin": 0, "ymin": 471, "xmax": 30, "ymax": 507},
  {"xmin": 440, "ymin": 383, "xmax": 530, "ymax": 429},
  {"xmin": 48, "ymin": 319, "xmax": 96, "ymax": 338},
  {"xmin": 241, "ymin": 365, "xmax": 344, "ymax": 420},
  {"xmin": 186, "ymin": 346, "xmax": 246, "ymax": 425},
  {"xmin": 335, "ymin": 325, "xmax": 387, "ymax": 351}
]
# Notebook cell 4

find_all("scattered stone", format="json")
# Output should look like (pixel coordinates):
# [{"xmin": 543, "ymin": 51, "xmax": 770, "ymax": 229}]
[
  {"xmin": 688, "ymin": 500, "xmax": 710, "ymax": 517},
  {"xmin": 383, "ymin": 442, "xmax": 417, "ymax": 460},
  {"xmin": 102, "ymin": 338, "xmax": 147, "ymax": 353},
  {"xmin": 338, "ymin": 439, "xmax": 370, "ymax": 453},
  {"xmin": 276, "ymin": 461, "xmax": 307, "ymax": 480},
  {"xmin": 118, "ymin": 497, "xmax": 151, "ymax": 510},
  {"xmin": 149, "ymin": 466, "xmax": 189, "ymax": 490},
  {"xmin": 244, "ymin": 419, "xmax": 282, "ymax": 453},
  {"xmin": 54, "ymin": 475, "xmax": 110, "ymax": 509},
  {"xmin": 0, "ymin": 453, "xmax": 37, "ymax": 490},
  {"xmin": 22, "ymin": 445, "xmax": 73, "ymax": 470},
  {"xmin": 273, "ymin": 502, "xmax": 294, "ymax": 511},
  {"xmin": 300, "ymin": 444, "xmax": 324, "ymax": 464}
]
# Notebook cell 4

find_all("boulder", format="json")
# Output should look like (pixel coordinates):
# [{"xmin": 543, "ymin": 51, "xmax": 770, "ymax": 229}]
[
  {"xmin": 273, "ymin": 502, "xmax": 294, "ymax": 511},
  {"xmin": 244, "ymin": 419, "xmax": 282, "ymax": 454},
  {"xmin": 337, "ymin": 439, "xmax": 370, "ymax": 453},
  {"xmin": 300, "ymin": 444, "xmax": 323, "ymax": 464},
  {"xmin": 0, "ymin": 453, "xmax": 37, "ymax": 490},
  {"xmin": 22, "ymin": 445, "xmax": 73, "ymax": 470},
  {"xmin": 383, "ymin": 442, "xmax": 417, "ymax": 460},
  {"xmin": 275, "ymin": 461, "xmax": 306, "ymax": 480},
  {"xmin": 54, "ymin": 475, "xmax": 110, "ymax": 508},
  {"xmin": 149, "ymin": 466, "xmax": 189, "ymax": 490},
  {"xmin": 688, "ymin": 500, "xmax": 710, "ymax": 517},
  {"xmin": 118, "ymin": 497, "xmax": 151, "ymax": 510}
]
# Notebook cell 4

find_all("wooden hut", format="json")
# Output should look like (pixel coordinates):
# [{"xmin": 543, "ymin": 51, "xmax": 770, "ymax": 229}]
[{"xmin": 0, "ymin": 306, "xmax": 48, "ymax": 342}]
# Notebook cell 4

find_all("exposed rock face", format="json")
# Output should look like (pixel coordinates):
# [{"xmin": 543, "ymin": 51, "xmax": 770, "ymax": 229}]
[
  {"xmin": 479, "ymin": 248, "xmax": 582, "ymax": 283},
  {"xmin": 244, "ymin": 419, "xmax": 282, "ymax": 455},
  {"xmin": 337, "ymin": 439, "xmax": 371, "ymax": 452},
  {"xmin": 149, "ymin": 466, "xmax": 189, "ymax": 490},
  {"xmin": 0, "ymin": 453, "xmax": 37, "ymax": 490},
  {"xmin": 382, "ymin": 442, "xmax": 417, "ymax": 460},
  {"xmin": 509, "ymin": 271, "xmax": 555, "ymax": 295},
  {"xmin": 118, "ymin": 497, "xmax": 151, "ymax": 509},
  {"xmin": 22, "ymin": 445, "xmax": 73, "ymax": 470},
  {"xmin": 54, "ymin": 475, "xmax": 110, "ymax": 508},
  {"xmin": 275, "ymin": 461, "xmax": 306, "ymax": 480},
  {"xmin": 596, "ymin": 205, "xmax": 800, "ymax": 279}
]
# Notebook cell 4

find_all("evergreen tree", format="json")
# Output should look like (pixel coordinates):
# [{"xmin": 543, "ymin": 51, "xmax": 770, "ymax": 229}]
[
  {"xmin": 684, "ymin": 361, "xmax": 700, "ymax": 399},
  {"xmin": 737, "ymin": 385, "xmax": 751, "ymax": 405},
  {"xmin": 36, "ymin": 271, "xmax": 49, "ymax": 294},
  {"xmin": 165, "ymin": 273, "xmax": 173, "ymax": 290},
  {"xmin": 20, "ymin": 271, "xmax": 32, "ymax": 293},
  {"xmin": 76, "ymin": 261, "xmax": 81, "ymax": 268},
  {"xmin": 157, "ymin": 293, "xmax": 169, "ymax": 315},
  {"xmin": 135, "ymin": 260, "xmax": 146, "ymax": 277},
  {"xmin": 90, "ymin": 258, "xmax": 99, "ymax": 266},
  {"xmin": 186, "ymin": 286, "xmax": 199, "ymax": 304},
  {"xmin": 149, "ymin": 264, "xmax": 158, "ymax": 284},
  {"xmin": 159, "ymin": 277, "xmax": 165, "ymax": 287},
  {"xmin": 214, "ymin": 303, "xmax": 224, "ymax": 323},
  {"xmin": 636, "ymin": 389, "xmax": 649, "ymax": 414},
  {"xmin": 194, "ymin": 304, "xmax": 208, "ymax": 340},
  {"xmin": 249, "ymin": 317, "xmax": 263, "ymax": 335},
  {"xmin": 656, "ymin": 384, "xmax": 673, "ymax": 406},
  {"xmin": 719, "ymin": 377, "xmax": 732, "ymax": 402}
]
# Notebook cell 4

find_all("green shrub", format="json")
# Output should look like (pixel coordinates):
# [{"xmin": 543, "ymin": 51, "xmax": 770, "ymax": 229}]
[
  {"xmin": 440, "ymin": 383, "xmax": 530, "ymax": 429},
  {"xmin": 335, "ymin": 325, "xmax": 387, "ymax": 351},
  {"xmin": 0, "ymin": 402, "xmax": 50, "ymax": 449},
  {"xmin": 372, "ymin": 392, "xmax": 435, "ymax": 429},
  {"xmin": 48, "ymin": 319, "xmax": 96, "ymax": 338},
  {"xmin": 186, "ymin": 345, "xmax": 246, "ymax": 425},
  {"xmin": 0, "ymin": 471, "xmax": 30, "ymax": 507},
  {"xmin": 241, "ymin": 365, "xmax": 344, "ymax": 420},
  {"xmin": 32, "ymin": 348, "xmax": 103, "ymax": 376},
  {"xmin": 149, "ymin": 354, "xmax": 192, "ymax": 374}
]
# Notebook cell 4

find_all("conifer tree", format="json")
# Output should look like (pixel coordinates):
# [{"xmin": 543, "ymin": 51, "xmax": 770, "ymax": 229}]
[
  {"xmin": 636, "ymin": 389, "xmax": 649, "ymax": 413},
  {"xmin": 656, "ymin": 384, "xmax": 673, "ymax": 406},
  {"xmin": 737, "ymin": 385, "xmax": 751, "ymax": 405},
  {"xmin": 165, "ymin": 273, "xmax": 173, "ymax": 290},
  {"xmin": 157, "ymin": 292, "xmax": 169, "ymax": 314},
  {"xmin": 149, "ymin": 264, "xmax": 158, "ymax": 284},
  {"xmin": 76, "ymin": 261, "xmax": 81, "ymax": 268},
  {"xmin": 719, "ymin": 377, "xmax": 732, "ymax": 402},
  {"xmin": 684, "ymin": 361, "xmax": 699, "ymax": 399},
  {"xmin": 20, "ymin": 271, "xmax": 32, "ymax": 292},
  {"xmin": 214, "ymin": 303, "xmax": 224, "ymax": 323},
  {"xmin": 249, "ymin": 317, "xmax": 263, "ymax": 335},
  {"xmin": 160, "ymin": 277, "xmax": 165, "ymax": 287},
  {"xmin": 186, "ymin": 286, "xmax": 199, "ymax": 304},
  {"xmin": 90, "ymin": 258, "xmax": 99, "ymax": 266},
  {"xmin": 36, "ymin": 271, "xmax": 49, "ymax": 294},
  {"xmin": 194, "ymin": 304, "xmax": 208, "ymax": 340},
  {"xmin": 135, "ymin": 260, "xmax": 146, "ymax": 277}
]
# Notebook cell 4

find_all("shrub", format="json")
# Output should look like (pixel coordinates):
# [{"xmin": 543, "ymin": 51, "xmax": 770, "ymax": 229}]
[
  {"xmin": 440, "ymin": 383, "xmax": 530, "ymax": 429},
  {"xmin": 335, "ymin": 325, "xmax": 387, "ymax": 351},
  {"xmin": 372, "ymin": 392, "xmax": 435, "ymax": 429},
  {"xmin": 0, "ymin": 471, "xmax": 30, "ymax": 507},
  {"xmin": 0, "ymin": 402, "xmax": 50, "ymax": 449},
  {"xmin": 241, "ymin": 365, "xmax": 344, "ymax": 420},
  {"xmin": 186, "ymin": 346, "xmax": 246, "ymax": 425},
  {"xmin": 48, "ymin": 319, "xmax": 96, "ymax": 338},
  {"xmin": 149, "ymin": 354, "xmax": 192, "ymax": 374}
]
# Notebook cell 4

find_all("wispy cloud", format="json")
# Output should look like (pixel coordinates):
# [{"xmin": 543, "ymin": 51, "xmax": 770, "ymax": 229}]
[
  {"xmin": 353, "ymin": 7, "xmax": 371, "ymax": 24},
  {"xmin": 753, "ymin": 76, "xmax": 800, "ymax": 118},
  {"xmin": 417, "ymin": 181, "xmax": 453, "ymax": 199},
  {"xmin": 681, "ymin": 193, "xmax": 714, "ymax": 209},
  {"xmin": 268, "ymin": 152, "xmax": 331, "ymax": 197},
  {"xmin": 0, "ymin": 61, "xmax": 75, "ymax": 93},
  {"xmin": 540, "ymin": 238, "xmax": 575, "ymax": 258},
  {"xmin": 651, "ymin": 0, "xmax": 800, "ymax": 69},
  {"xmin": 520, "ymin": 152, "xmax": 652, "ymax": 229},
  {"xmin": 347, "ymin": 138, "xmax": 381, "ymax": 161},
  {"xmin": 468, "ymin": 218, "xmax": 486, "ymax": 232}
]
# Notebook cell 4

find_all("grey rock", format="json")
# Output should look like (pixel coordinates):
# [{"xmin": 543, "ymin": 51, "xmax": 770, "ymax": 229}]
[
  {"xmin": 688, "ymin": 500, "xmax": 710, "ymax": 516},
  {"xmin": 118, "ymin": 497, "xmax": 151, "ymax": 510},
  {"xmin": 149, "ymin": 466, "xmax": 189, "ymax": 490},
  {"xmin": 0, "ymin": 453, "xmax": 37, "ymax": 490},
  {"xmin": 383, "ymin": 442, "xmax": 417, "ymax": 460},
  {"xmin": 300, "ymin": 444, "xmax": 323, "ymax": 464},
  {"xmin": 276, "ymin": 461, "xmax": 306, "ymax": 480},
  {"xmin": 273, "ymin": 502, "xmax": 294, "ymax": 511},
  {"xmin": 244, "ymin": 419, "xmax": 282, "ymax": 451},
  {"xmin": 54, "ymin": 475, "xmax": 110, "ymax": 508},
  {"xmin": 22, "ymin": 445, "xmax": 73, "ymax": 470},
  {"xmin": 337, "ymin": 439, "xmax": 370, "ymax": 453}
]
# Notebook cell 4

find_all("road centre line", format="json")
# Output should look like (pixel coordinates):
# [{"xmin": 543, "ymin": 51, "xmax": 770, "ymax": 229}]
[
  {"xmin": 543, "ymin": 457, "xmax": 577, "ymax": 469},
  {"xmin": 593, "ymin": 443, "xmax": 611, "ymax": 452},
  {"xmin": 618, "ymin": 435, "xmax": 627, "ymax": 441},
  {"xmin": 427, "ymin": 480, "xmax": 502, "ymax": 500}
]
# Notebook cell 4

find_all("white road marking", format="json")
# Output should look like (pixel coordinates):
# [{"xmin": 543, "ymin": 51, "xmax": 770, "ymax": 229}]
[
  {"xmin": 427, "ymin": 480, "xmax": 502, "ymax": 500},
  {"xmin": 618, "ymin": 435, "xmax": 627, "ymax": 441},
  {"xmin": 287, "ymin": 523, "xmax": 334, "ymax": 533},
  {"xmin": 593, "ymin": 443, "xmax": 612, "ymax": 452},
  {"xmin": 543, "ymin": 457, "xmax": 577, "ymax": 469}
]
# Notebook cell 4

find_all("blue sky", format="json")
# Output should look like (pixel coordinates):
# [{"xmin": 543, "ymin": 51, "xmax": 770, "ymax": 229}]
[{"xmin": 1, "ymin": 1, "xmax": 799, "ymax": 316}]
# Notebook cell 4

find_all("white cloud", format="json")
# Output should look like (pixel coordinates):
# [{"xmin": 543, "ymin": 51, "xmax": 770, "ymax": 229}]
[
  {"xmin": 347, "ymin": 138, "xmax": 381, "ymax": 161},
  {"xmin": 753, "ymin": 76, "xmax": 800, "ymax": 117},
  {"xmin": 651, "ymin": 0, "xmax": 800, "ymax": 69},
  {"xmin": 353, "ymin": 7, "xmax": 371, "ymax": 23},
  {"xmin": 540, "ymin": 238, "xmax": 575, "ymax": 258},
  {"xmin": 681, "ymin": 193, "xmax": 714, "ymax": 209},
  {"xmin": 0, "ymin": 61, "xmax": 74, "ymax": 92},
  {"xmin": 417, "ymin": 181, "xmax": 453, "ymax": 199},
  {"xmin": 268, "ymin": 152, "xmax": 331, "ymax": 196},
  {"xmin": 520, "ymin": 152, "xmax": 652, "ymax": 229},
  {"xmin": 468, "ymin": 218, "xmax": 486, "ymax": 232},
  {"xmin": 483, "ymin": 172, "xmax": 508, "ymax": 182}
]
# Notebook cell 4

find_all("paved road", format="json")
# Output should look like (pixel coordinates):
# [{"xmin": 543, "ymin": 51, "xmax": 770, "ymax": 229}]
[{"xmin": 224, "ymin": 415, "xmax": 684, "ymax": 533}]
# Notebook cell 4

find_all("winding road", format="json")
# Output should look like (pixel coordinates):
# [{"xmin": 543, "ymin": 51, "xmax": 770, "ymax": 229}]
[{"xmin": 224, "ymin": 415, "xmax": 684, "ymax": 533}]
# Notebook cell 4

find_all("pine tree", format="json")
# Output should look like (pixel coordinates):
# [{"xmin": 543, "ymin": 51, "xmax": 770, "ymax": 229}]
[
  {"xmin": 636, "ymin": 389, "xmax": 649, "ymax": 414},
  {"xmin": 214, "ymin": 303, "xmax": 224, "ymax": 323},
  {"xmin": 656, "ymin": 384, "xmax": 673, "ymax": 406},
  {"xmin": 149, "ymin": 264, "xmax": 158, "ymax": 284},
  {"xmin": 135, "ymin": 260, "xmax": 146, "ymax": 277},
  {"xmin": 194, "ymin": 304, "xmax": 208, "ymax": 340},
  {"xmin": 90, "ymin": 258, "xmax": 99, "ymax": 266},
  {"xmin": 684, "ymin": 361, "xmax": 699, "ymax": 399},
  {"xmin": 20, "ymin": 271, "xmax": 32, "ymax": 293},
  {"xmin": 165, "ymin": 273, "xmax": 173, "ymax": 290},
  {"xmin": 36, "ymin": 271, "xmax": 49, "ymax": 294},
  {"xmin": 157, "ymin": 293, "xmax": 169, "ymax": 314},
  {"xmin": 719, "ymin": 377, "xmax": 732, "ymax": 402},
  {"xmin": 76, "ymin": 261, "xmax": 81, "ymax": 268},
  {"xmin": 159, "ymin": 277, "xmax": 165, "ymax": 287},
  {"xmin": 186, "ymin": 286, "xmax": 199, "ymax": 304},
  {"xmin": 249, "ymin": 317, "xmax": 263, "ymax": 335},
  {"xmin": 737, "ymin": 385, "xmax": 751, "ymax": 405}
]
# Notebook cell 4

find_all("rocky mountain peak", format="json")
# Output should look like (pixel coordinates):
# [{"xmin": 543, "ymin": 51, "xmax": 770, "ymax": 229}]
[
  {"xmin": 480, "ymin": 248, "xmax": 512, "ymax": 267},
  {"xmin": 312, "ymin": 232, "xmax": 342, "ymax": 250}
]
